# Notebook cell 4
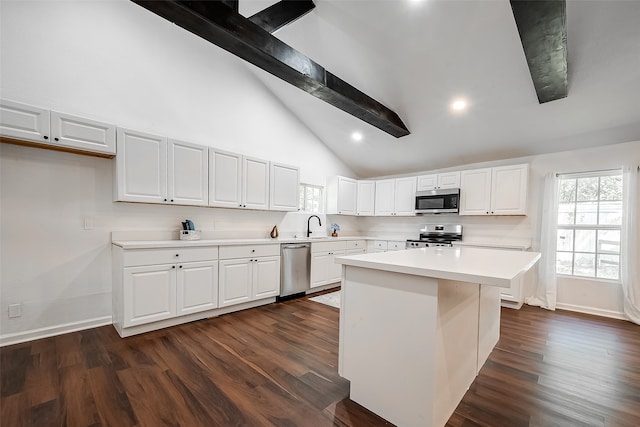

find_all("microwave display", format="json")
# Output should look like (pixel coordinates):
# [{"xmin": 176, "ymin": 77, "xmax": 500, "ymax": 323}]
[{"xmin": 415, "ymin": 189, "xmax": 459, "ymax": 214}]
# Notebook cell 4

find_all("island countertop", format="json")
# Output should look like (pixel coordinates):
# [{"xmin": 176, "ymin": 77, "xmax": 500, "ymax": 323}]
[{"xmin": 336, "ymin": 246, "xmax": 541, "ymax": 288}]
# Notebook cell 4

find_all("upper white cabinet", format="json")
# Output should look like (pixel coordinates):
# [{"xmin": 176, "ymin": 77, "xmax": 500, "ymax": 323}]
[
  {"xmin": 115, "ymin": 128, "xmax": 208, "ymax": 205},
  {"xmin": 209, "ymin": 150, "xmax": 269, "ymax": 210},
  {"xmin": 374, "ymin": 177, "xmax": 416, "ymax": 216},
  {"xmin": 356, "ymin": 180, "xmax": 376, "ymax": 216},
  {"xmin": 116, "ymin": 128, "xmax": 168, "ymax": 204},
  {"xmin": 1, "ymin": 99, "xmax": 116, "ymax": 156},
  {"xmin": 209, "ymin": 149, "xmax": 242, "ymax": 208},
  {"xmin": 269, "ymin": 162, "xmax": 300, "ymax": 211},
  {"xmin": 327, "ymin": 176, "xmax": 357, "ymax": 215},
  {"xmin": 417, "ymin": 171, "xmax": 460, "ymax": 191},
  {"xmin": 168, "ymin": 139, "xmax": 209, "ymax": 206},
  {"xmin": 460, "ymin": 164, "xmax": 528, "ymax": 215}
]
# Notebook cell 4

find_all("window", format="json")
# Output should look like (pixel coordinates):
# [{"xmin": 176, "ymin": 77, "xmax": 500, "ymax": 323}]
[
  {"xmin": 299, "ymin": 184, "xmax": 323, "ymax": 213},
  {"xmin": 556, "ymin": 170, "xmax": 622, "ymax": 280}
]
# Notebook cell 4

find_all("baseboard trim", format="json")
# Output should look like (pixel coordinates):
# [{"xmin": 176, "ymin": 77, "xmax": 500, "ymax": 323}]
[
  {"xmin": 555, "ymin": 303, "xmax": 627, "ymax": 321},
  {"xmin": 0, "ymin": 316, "xmax": 113, "ymax": 347}
]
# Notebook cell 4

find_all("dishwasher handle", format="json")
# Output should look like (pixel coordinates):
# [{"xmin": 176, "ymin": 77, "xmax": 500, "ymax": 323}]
[{"xmin": 282, "ymin": 244, "xmax": 311, "ymax": 249}]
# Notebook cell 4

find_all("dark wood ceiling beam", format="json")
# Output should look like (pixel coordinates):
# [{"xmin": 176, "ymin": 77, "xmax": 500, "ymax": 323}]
[
  {"xmin": 219, "ymin": 0, "xmax": 237, "ymax": 13},
  {"xmin": 249, "ymin": 0, "xmax": 315, "ymax": 34},
  {"xmin": 510, "ymin": 0, "xmax": 568, "ymax": 103},
  {"xmin": 131, "ymin": 0, "xmax": 409, "ymax": 138}
]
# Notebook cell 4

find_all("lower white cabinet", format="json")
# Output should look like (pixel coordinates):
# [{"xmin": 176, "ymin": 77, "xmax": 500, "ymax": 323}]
[
  {"xmin": 218, "ymin": 244, "xmax": 280, "ymax": 307},
  {"xmin": 113, "ymin": 245, "xmax": 219, "ymax": 336},
  {"xmin": 310, "ymin": 240, "xmax": 365, "ymax": 288},
  {"xmin": 123, "ymin": 264, "xmax": 177, "ymax": 327}
]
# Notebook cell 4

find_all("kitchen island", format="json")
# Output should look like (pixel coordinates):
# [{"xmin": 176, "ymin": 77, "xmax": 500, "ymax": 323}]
[{"xmin": 336, "ymin": 246, "xmax": 540, "ymax": 427}]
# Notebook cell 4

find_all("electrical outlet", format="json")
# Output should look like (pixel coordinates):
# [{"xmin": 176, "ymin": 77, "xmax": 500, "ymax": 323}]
[{"xmin": 8, "ymin": 304, "xmax": 21, "ymax": 318}]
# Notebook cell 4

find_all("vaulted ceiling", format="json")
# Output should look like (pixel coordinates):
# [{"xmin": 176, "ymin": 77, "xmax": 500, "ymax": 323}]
[{"xmin": 238, "ymin": 0, "xmax": 640, "ymax": 177}]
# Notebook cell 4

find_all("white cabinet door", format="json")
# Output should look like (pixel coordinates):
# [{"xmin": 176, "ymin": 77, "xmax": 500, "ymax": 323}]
[
  {"xmin": 219, "ymin": 258, "xmax": 253, "ymax": 307},
  {"xmin": 50, "ymin": 111, "xmax": 116, "ymax": 155},
  {"xmin": 116, "ymin": 128, "xmax": 167, "ymax": 203},
  {"xmin": 394, "ymin": 177, "xmax": 417, "ymax": 216},
  {"xmin": 417, "ymin": 174, "xmax": 437, "ymax": 191},
  {"xmin": 310, "ymin": 252, "xmax": 331, "ymax": 288},
  {"xmin": 0, "ymin": 99, "xmax": 50, "ymax": 144},
  {"xmin": 209, "ymin": 148, "xmax": 243, "ymax": 208},
  {"xmin": 243, "ymin": 156, "xmax": 270, "ymax": 210},
  {"xmin": 328, "ymin": 250, "xmax": 346, "ymax": 283},
  {"xmin": 374, "ymin": 179, "xmax": 395, "ymax": 216},
  {"xmin": 459, "ymin": 168, "xmax": 492, "ymax": 215},
  {"xmin": 269, "ymin": 162, "xmax": 299, "ymax": 211},
  {"xmin": 168, "ymin": 139, "xmax": 208, "ymax": 206},
  {"xmin": 346, "ymin": 248, "xmax": 365, "ymax": 256},
  {"xmin": 491, "ymin": 164, "xmax": 528, "ymax": 215},
  {"xmin": 337, "ymin": 177, "xmax": 357, "ymax": 215},
  {"xmin": 357, "ymin": 181, "xmax": 375, "ymax": 216},
  {"xmin": 253, "ymin": 256, "xmax": 280, "ymax": 299},
  {"xmin": 438, "ymin": 171, "xmax": 461, "ymax": 189},
  {"xmin": 176, "ymin": 261, "xmax": 218, "ymax": 316},
  {"xmin": 123, "ymin": 264, "xmax": 176, "ymax": 327}
]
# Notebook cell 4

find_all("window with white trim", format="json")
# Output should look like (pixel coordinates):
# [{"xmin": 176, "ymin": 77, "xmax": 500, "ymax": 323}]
[
  {"xmin": 556, "ymin": 170, "xmax": 622, "ymax": 280},
  {"xmin": 299, "ymin": 184, "xmax": 324, "ymax": 213}
]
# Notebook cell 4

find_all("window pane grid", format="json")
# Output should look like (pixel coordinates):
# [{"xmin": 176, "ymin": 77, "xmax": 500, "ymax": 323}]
[
  {"xmin": 299, "ymin": 184, "xmax": 324, "ymax": 213},
  {"xmin": 555, "ymin": 171, "xmax": 622, "ymax": 281}
]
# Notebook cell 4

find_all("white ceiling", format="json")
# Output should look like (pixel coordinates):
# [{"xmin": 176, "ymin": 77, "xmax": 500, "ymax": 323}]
[{"xmin": 239, "ymin": 0, "xmax": 640, "ymax": 178}]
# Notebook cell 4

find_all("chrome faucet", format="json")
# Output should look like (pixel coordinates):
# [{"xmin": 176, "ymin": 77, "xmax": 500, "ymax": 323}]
[{"xmin": 307, "ymin": 215, "xmax": 322, "ymax": 237}]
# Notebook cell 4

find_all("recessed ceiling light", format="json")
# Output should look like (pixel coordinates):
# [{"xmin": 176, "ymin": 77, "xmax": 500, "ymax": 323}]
[
  {"xmin": 451, "ymin": 99, "xmax": 467, "ymax": 111},
  {"xmin": 351, "ymin": 132, "xmax": 363, "ymax": 142}
]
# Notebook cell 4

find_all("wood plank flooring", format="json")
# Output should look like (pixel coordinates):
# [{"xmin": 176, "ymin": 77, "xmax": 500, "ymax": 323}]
[{"xmin": 1, "ymin": 296, "xmax": 639, "ymax": 426}]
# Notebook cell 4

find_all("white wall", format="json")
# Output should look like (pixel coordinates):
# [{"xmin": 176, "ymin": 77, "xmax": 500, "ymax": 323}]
[
  {"xmin": 0, "ymin": 0, "xmax": 357, "ymax": 340},
  {"xmin": 362, "ymin": 140, "xmax": 640, "ymax": 318}
]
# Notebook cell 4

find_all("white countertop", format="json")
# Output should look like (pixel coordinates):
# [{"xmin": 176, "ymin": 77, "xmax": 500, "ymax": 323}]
[
  {"xmin": 112, "ymin": 236, "xmax": 370, "ymax": 249},
  {"xmin": 336, "ymin": 246, "xmax": 540, "ymax": 288}
]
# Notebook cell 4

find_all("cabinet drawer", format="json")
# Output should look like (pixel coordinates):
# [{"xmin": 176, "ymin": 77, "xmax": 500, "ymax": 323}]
[
  {"xmin": 387, "ymin": 241, "xmax": 405, "ymax": 251},
  {"xmin": 123, "ymin": 247, "xmax": 219, "ymax": 267},
  {"xmin": 346, "ymin": 240, "xmax": 366, "ymax": 250},
  {"xmin": 311, "ymin": 240, "xmax": 347, "ymax": 253},
  {"xmin": 372, "ymin": 240, "xmax": 388, "ymax": 250},
  {"xmin": 219, "ymin": 244, "xmax": 280, "ymax": 260}
]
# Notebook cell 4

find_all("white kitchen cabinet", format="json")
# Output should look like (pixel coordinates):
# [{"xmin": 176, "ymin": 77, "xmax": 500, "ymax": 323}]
[
  {"xmin": 112, "ymin": 245, "xmax": 219, "ymax": 337},
  {"xmin": 123, "ymin": 264, "xmax": 177, "ymax": 327},
  {"xmin": 387, "ymin": 241, "xmax": 406, "ymax": 251},
  {"xmin": 269, "ymin": 162, "xmax": 300, "ymax": 211},
  {"xmin": 115, "ymin": 128, "xmax": 168, "ymax": 204},
  {"xmin": 218, "ymin": 244, "xmax": 280, "ymax": 307},
  {"xmin": 115, "ymin": 129, "xmax": 209, "ymax": 205},
  {"xmin": 417, "ymin": 171, "xmax": 460, "ymax": 191},
  {"xmin": 310, "ymin": 240, "xmax": 353, "ymax": 288},
  {"xmin": 491, "ymin": 164, "xmax": 528, "ymax": 215},
  {"xmin": 209, "ymin": 151, "xmax": 269, "ymax": 210},
  {"xmin": 374, "ymin": 177, "xmax": 416, "ymax": 216},
  {"xmin": 459, "ymin": 164, "xmax": 528, "ymax": 216},
  {"xmin": 243, "ymin": 156, "xmax": 270, "ymax": 210},
  {"xmin": 176, "ymin": 260, "xmax": 218, "ymax": 316},
  {"xmin": 326, "ymin": 176, "xmax": 357, "ymax": 215},
  {"xmin": 209, "ymin": 148, "xmax": 243, "ymax": 208},
  {"xmin": 1, "ymin": 99, "xmax": 116, "ymax": 156},
  {"xmin": 356, "ymin": 181, "xmax": 376, "ymax": 216},
  {"xmin": 168, "ymin": 139, "xmax": 208, "ymax": 206}
]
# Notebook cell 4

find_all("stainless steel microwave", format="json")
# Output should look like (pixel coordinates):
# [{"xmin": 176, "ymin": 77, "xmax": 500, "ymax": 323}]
[{"xmin": 415, "ymin": 188, "xmax": 460, "ymax": 214}]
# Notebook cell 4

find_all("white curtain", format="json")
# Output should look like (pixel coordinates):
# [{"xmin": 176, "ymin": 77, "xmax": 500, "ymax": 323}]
[
  {"xmin": 526, "ymin": 172, "xmax": 558, "ymax": 310},
  {"xmin": 621, "ymin": 164, "xmax": 640, "ymax": 324}
]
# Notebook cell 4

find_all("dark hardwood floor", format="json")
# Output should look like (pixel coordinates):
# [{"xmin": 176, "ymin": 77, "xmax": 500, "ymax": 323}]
[{"xmin": 1, "ymin": 295, "xmax": 639, "ymax": 426}]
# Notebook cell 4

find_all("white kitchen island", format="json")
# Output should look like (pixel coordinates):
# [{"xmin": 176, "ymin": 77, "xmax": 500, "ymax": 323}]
[{"xmin": 336, "ymin": 246, "xmax": 540, "ymax": 427}]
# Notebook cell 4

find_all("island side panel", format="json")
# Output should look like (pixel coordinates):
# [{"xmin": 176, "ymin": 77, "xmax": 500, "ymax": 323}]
[
  {"xmin": 477, "ymin": 284, "xmax": 502, "ymax": 374},
  {"xmin": 433, "ymin": 279, "xmax": 481, "ymax": 427},
  {"xmin": 339, "ymin": 266, "xmax": 439, "ymax": 427}
]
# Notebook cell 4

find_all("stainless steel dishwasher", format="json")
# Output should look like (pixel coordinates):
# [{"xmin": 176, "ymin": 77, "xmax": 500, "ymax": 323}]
[{"xmin": 280, "ymin": 243, "xmax": 310, "ymax": 298}]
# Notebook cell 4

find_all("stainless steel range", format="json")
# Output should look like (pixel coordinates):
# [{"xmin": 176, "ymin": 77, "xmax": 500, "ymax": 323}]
[{"xmin": 406, "ymin": 224, "xmax": 463, "ymax": 248}]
